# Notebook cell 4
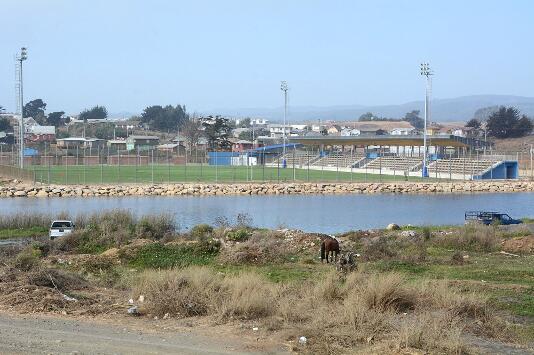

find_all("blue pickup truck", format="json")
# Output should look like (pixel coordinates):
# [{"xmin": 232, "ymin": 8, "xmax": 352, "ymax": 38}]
[{"xmin": 465, "ymin": 211, "xmax": 523, "ymax": 226}]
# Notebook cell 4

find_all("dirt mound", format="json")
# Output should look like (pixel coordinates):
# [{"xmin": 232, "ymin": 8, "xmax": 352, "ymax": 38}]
[
  {"xmin": 501, "ymin": 235, "xmax": 534, "ymax": 254},
  {"xmin": 26, "ymin": 268, "xmax": 88, "ymax": 291},
  {"xmin": 0, "ymin": 266, "xmax": 124, "ymax": 315}
]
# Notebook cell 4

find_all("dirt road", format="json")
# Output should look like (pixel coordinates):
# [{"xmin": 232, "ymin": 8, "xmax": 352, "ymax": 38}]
[{"xmin": 0, "ymin": 312, "xmax": 281, "ymax": 354}]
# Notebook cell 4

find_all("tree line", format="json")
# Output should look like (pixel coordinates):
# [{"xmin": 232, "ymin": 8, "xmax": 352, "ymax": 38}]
[
  {"xmin": 358, "ymin": 110, "xmax": 425, "ymax": 129},
  {"xmin": 467, "ymin": 106, "xmax": 533, "ymax": 139}
]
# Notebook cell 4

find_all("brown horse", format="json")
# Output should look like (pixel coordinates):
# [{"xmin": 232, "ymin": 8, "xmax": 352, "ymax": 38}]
[{"xmin": 320, "ymin": 237, "xmax": 340, "ymax": 263}]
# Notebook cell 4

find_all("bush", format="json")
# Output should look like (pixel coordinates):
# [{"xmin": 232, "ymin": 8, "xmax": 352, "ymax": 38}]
[
  {"xmin": 220, "ymin": 273, "xmax": 274, "ymax": 319},
  {"xmin": 235, "ymin": 213, "xmax": 253, "ymax": 228},
  {"xmin": 131, "ymin": 268, "xmax": 510, "ymax": 354},
  {"xmin": 134, "ymin": 268, "xmax": 274, "ymax": 319},
  {"xmin": 361, "ymin": 236, "xmax": 397, "ymax": 261},
  {"xmin": 226, "ymin": 229, "xmax": 249, "ymax": 242},
  {"xmin": 134, "ymin": 267, "xmax": 224, "ymax": 317},
  {"xmin": 135, "ymin": 214, "xmax": 175, "ymax": 240},
  {"xmin": 190, "ymin": 224, "xmax": 213, "ymax": 239},
  {"xmin": 13, "ymin": 246, "xmax": 42, "ymax": 271},
  {"xmin": 359, "ymin": 273, "xmax": 416, "ymax": 312},
  {"xmin": 219, "ymin": 231, "xmax": 288, "ymax": 264},
  {"xmin": 421, "ymin": 227, "xmax": 432, "ymax": 241}
]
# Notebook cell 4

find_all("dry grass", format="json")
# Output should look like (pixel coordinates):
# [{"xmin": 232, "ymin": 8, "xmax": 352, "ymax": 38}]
[
  {"xmin": 431, "ymin": 224, "xmax": 500, "ymax": 252},
  {"xmin": 134, "ymin": 267, "xmax": 276, "ymax": 320},
  {"xmin": 134, "ymin": 267, "xmax": 223, "ymax": 317},
  {"xmin": 132, "ymin": 267, "xmax": 510, "ymax": 354},
  {"xmin": 0, "ymin": 212, "xmax": 54, "ymax": 229},
  {"xmin": 218, "ymin": 230, "xmax": 290, "ymax": 264}
]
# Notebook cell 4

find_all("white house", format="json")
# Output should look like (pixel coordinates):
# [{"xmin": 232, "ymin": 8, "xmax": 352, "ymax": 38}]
[
  {"xmin": 251, "ymin": 118, "xmax": 269, "ymax": 126},
  {"xmin": 389, "ymin": 127, "xmax": 415, "ymax": 135},
  {"xmin": 341, "ymin": 128, "xmax": 361, "ymax": 136},
  {"xmin": 290, "ymin": 124, "xmax": 308, "ymax": 130},
  {"xmin": 268, "ymin": 124, "xmax": 292, "ymax": 138}
]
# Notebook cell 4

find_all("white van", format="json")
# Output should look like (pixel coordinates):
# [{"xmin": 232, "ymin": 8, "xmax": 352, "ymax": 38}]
[{"xmin": 49, "ymin": 220, "xmax": 75, "ymax": 240}]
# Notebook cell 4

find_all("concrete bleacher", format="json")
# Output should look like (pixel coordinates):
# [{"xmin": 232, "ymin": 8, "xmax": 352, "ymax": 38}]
[
  {"xmin": 427, "ymin": 158, "xmax": 496, "ymax": 176},
  {"xmin": 274, "ymin": 150, "xmax": 320, "ymax": 167},
  {"xmin": 311, "ymin": 152, "xmax": 366, "ymax": 168},
  {"xmin": 363, "ymin": 156, "xmax": 423, "ymax": 171}
]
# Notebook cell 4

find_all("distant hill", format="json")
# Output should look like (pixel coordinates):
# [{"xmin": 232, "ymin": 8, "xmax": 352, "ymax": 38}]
[{"xmin": 204, "ymin": 95, "xmax": 534, "ymax": 123}]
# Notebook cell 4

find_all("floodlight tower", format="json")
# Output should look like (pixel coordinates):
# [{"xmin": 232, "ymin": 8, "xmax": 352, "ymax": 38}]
[
  {"xmin": 280, "ymin": 81, "xmax": 288, "ymax": 167},
  {"xmin": 420, "ymin": 63, "xmax": 432, "ymax": 178},
  {"xmin": 16, "ymin": 47, "xmax": 28, "ymax": 169}
]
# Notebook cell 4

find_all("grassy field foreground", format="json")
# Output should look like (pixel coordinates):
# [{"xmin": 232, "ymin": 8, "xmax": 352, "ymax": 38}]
[
  {"xmin": 0, "ymin": 210, "xmax": 533, "ymax": 354},
  {"xmin": 28, "ymin": 164, "xmax": 430, "ymax": 184}
]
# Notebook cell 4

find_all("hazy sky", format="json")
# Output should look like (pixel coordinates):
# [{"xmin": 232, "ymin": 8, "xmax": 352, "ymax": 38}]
[{"xmin": 1, "ymin": 0, "xmax": 533, "ymax": 115}]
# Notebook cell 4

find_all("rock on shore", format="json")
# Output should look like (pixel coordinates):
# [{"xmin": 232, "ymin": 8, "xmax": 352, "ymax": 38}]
[{"xmin": 0, "ymin": 181, "xmax": 533, "ymax": 198}]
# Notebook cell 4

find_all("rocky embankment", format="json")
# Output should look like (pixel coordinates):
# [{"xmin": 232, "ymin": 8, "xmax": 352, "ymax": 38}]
[{"xmin": 0, "ymin": 181, "xmax": 534, "ymax": 197}]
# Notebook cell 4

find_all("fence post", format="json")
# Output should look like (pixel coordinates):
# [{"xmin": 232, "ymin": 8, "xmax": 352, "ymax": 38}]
[
  {"xmin": 184, "ymin": 148, "xmax": 188, "ymax": 182},
  {"xmin": 65, "ymin": 142, "xmax": 69, "ymax": 184},
  {"xmin": 167, "ymin": 149, "xmax": 170, "ymax": 183},
  {"xmin": 293, "ymin": 146, "xmax": 297, "ymax": 182},
  {"xmin": 100, "ymin": 147, "xmax": 103, "ymax": 184},
  {"xmin": 83, "ymin": 146, "xmax": 86, "ymax": 184},
  {"xmin": 307, "ymin": 147, "xmax": 310, "ymax": 182}
]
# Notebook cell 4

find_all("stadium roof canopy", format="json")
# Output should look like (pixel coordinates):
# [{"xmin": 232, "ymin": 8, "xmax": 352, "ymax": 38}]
[{"xmin": 289, "ymin": 135, "xmax": 491, "ymax": 148}]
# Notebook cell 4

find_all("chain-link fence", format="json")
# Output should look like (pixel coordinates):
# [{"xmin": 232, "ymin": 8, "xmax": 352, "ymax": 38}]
[{"xmin": 0, "ymin": 144, "xmax": 532, "ymax": 185}]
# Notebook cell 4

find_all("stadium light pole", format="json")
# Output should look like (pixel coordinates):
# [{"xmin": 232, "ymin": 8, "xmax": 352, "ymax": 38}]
[
  {"xmin": 420, "ymin": 63, "xmax": 432, "ymax": 178},
  {"xmin": 17, "ymin": 47, "xmax": 28, "ymax": 169},
  {"xmin": 280, "ymin": 81, "xmax": 288, "ymax": 167}
]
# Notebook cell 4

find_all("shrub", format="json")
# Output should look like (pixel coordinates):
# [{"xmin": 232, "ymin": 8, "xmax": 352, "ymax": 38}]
[
  {"xmin": 226, "ymin": 229, "xmax": 250, "ymax": 242},
  {"xmin": 134, "ymin": 267, "xmax": 224, "ymax": 317},
  {"xmin": 13, "ymin": 246, "xmax": 42, "ymax": 271},
  {"xmin": 134, "ymin": 268, "xmax": 274, "ymax": 319},
  {"xmin": 358, "ymin": 273, "xmax": 416, "ymax": 312},
  {"xmin": 421, "ymin": 226, "xmax": 432, "ymax": 241},
  {"xmin": 51, "ymin": 232, "xmax": 81, "ymax": 253},
  {"xmin": 190, "ymin": 224, "xmax": 213, "ymax": 239},
  {"xmin": 220, "ymin": 273, "xmax": 274, "ymax": 319},
  {"xmin": 131, "ymin": 268, "xmax": 511, "ymax": 354},
  {"xmin": 235, "ymin": 213, "xmax": 253, "ymax": 228},
  {"xmin": 361, "ymin": 236, "xmax": 397, "ymax": 261},
  {"xmin": 135, "ymin": 214, "xmax": 175, "ymax": 240},
  {"xmin": 219, "ymin": 232, "xmax": 288, "ymax": 264},
  {"xmin": 451, "ymin": 251, "xmax": 464, "ymax": 264}
]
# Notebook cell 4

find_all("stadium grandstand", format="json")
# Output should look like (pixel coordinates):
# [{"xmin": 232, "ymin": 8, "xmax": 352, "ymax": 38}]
[{"xmin": 262, "ymin": 135, "xmax": 519, "ymax": 180}]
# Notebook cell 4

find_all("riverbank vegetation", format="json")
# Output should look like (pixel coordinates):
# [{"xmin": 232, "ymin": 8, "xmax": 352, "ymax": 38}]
[{"xmin": 0, "ymin": 210, "xmax": 533, "ymax": 353}]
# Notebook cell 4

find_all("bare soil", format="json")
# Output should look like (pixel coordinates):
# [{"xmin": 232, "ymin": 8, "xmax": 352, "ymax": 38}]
[{"xmin": 0, "ymin": 311, "xmax": 284, "ymax": 354}]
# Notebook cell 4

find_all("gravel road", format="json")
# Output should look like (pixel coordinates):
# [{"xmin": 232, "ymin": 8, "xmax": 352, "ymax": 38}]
[{"xmin": 0, "ymin": 312, "xmax": 275, "ymax": 354}]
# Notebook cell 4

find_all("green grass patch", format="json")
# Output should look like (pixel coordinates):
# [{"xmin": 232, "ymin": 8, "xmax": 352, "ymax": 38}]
[
  {"xmin": 0, "ymin": 226, "xmax": 48, "ymax": 240},
  {"xmin": 28, "ymin": 164, "xmax": 432, "ymax": 184},
  {"xmin": 369, "ymin": 260, "xmax": 430, "ymax": 274},
  {"xmin": 125, "ymin": 242, "xmax": 219, "ymax": 269},
  {"xmin": 212, "ymin": 262, "xmax": 325, "ymax": 282},
  {"xmin": 489, "ymin": 287, "xmax": 534, "ymax": 317}
]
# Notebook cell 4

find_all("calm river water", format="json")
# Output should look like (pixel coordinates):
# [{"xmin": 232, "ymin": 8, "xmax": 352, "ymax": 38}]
[{"xmin": 1, "ymin": 193, "xmax": 533, "ymax": 233}]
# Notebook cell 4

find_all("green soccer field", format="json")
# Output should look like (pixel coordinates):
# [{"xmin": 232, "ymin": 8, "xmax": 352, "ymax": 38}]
[{"xmin": 28, "ymin": 164, "xmax": 429, "ymax": 184}]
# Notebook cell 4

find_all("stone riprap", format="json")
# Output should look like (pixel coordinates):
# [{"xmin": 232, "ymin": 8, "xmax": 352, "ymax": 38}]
[{"xmin": 0, "ymin": 181, "xmax": 533, "ymax": 197}]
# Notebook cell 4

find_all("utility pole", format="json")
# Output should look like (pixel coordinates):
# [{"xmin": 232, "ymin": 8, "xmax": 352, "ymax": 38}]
[
  {"xmin": 280, "ymin": 81, "xmax": 288, "ymax": 168},
  {"xmin": 16, "ymin": 47, "xmax": 28, "ymax": 169},
  {"xmin": 420, "ymin": 63, "xmax": 433, "ymax": 178}
]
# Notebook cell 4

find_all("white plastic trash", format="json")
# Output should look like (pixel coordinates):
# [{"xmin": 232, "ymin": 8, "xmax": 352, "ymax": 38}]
[{"xmin": 298, "ymin": 336, "xmax": 307, "ymax": 345}]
